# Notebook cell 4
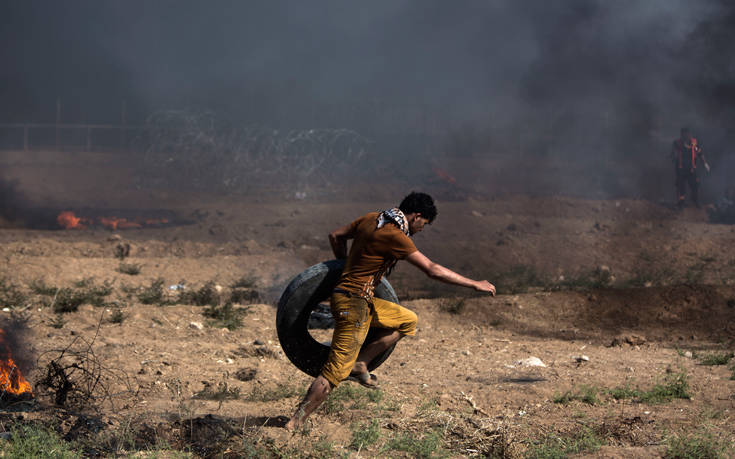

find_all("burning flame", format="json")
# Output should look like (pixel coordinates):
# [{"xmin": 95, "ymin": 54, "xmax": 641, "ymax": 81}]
[
  {"xmin": 56, "ymin": 211, "xmax": 170, "ymax": 230},
  {"xmin": 0, "ymin": 330, "xmax": 33, "ymax": 398},
  {"xmin": 433, "ymin": 167, "xmax": 457, "ymax": 185}
]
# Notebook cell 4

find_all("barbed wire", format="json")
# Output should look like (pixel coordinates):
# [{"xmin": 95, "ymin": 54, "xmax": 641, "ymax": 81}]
[{"xmin": 133, "ymin": 109, "xmax": 372, "ymax": 193}]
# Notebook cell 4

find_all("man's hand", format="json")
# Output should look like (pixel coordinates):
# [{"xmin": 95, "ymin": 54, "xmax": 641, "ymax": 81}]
[{"xmin": 474, "ymin": 280, "xmax": 496, "ymax": 296}]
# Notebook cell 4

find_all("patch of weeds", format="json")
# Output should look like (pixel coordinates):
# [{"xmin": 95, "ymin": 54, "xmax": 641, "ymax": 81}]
[
  {"xmin": 50, "ymin": 288, "xmax": 86, "ymax": 313},
  {"xmin": 49, "ymin": 313, "xmax": 67, "ymax": 329},
  {"xmin": 664, "ymin": 428, "xmax": 731, "ymax": 459},
  {"xmin": 609, "ymin": 370, "xmax": 690, "ymax": 404},
  {"xmin": 28, "ymin": 277, "xmax": 58, "ymax": 296},
  {"xmin": 323, "ymin": 384, "xmax": 385, "ymax": 414},
  {"xmin": 418, "ymin": 397, "xmax": 440, "ymax": 413},
  {"xmin": 384, "ymin": 429, "xmax": 448, "ymax": 459},
  {"xmin": 495, "ymin": 265, "xmax": 546, "ymax": 294},
  {"xmin": 0, "ymin": 277, "xmax": 28, "ymax": 308},
  {"xmin": 729, "ymin": 363, "xmax": 735, "ymax": 381},
  {"xmin": 552, "ymin": 385, "xmax": 599, "ymax": 405},
  {"xmin": 685, "ymin": 263, "xmax": 706, "ymax": 284},
  {"xmin": 311, "ymin": 436, "xmax": 336, "ymax": 458},
  {"xmin": 697, "ymin": 352, "xmax": 733, "ymax": 366},
  {"xmin": 179, "ymin": 281, "xmax": 220, "ymax": 306},
  {"xmin": 117, "ymin": 262, "xmax": 141, "ymax": 275},
  {"xmin": 350, "ymin": 419, "xmax": 381, "ymax": 450},
  {"xmin": 193, "ymin": 380, "xmax": 241, "ymax": 402},
  {"xmin": 108, "ymin": 308, "xmax": 126, "ymax": 324},
  {"xmin": 620, "ymin": 266, "xmax": 676, "ymax": 288},
  {"xmin": 244, "ymin": 382, "xmax": 304, "ymax": 402},
  {"xmin": 2, "ymin": 421, "xmax": 82, "ymax": 458},
  {"xmin": 556, "ymin": 267, "xmax": 613, "ymax": 291},
  {"xmin": 49, "ymin": 279, "xmax": 114, "ymax": 312},
  {"xmin": 230, "ymin": 288, "xmax": 260, "ymax": 304},
  {"xmin": 438, "ymin": 297, "xmax": 466, "ymax": 315},
  {"xmin": 230, "ymin": 276, "xmax": 257, "ymax": 289},
  {"xmin": 137, "ymin": 278, "xmax": 174, "ymax": 306},
  {"xmin": 202, "ymin": 302, "xmax": 250, "ymax": 330},
  {"xmin": 525, "ymin": 427, "xmax": 604, "ymax": 459}
]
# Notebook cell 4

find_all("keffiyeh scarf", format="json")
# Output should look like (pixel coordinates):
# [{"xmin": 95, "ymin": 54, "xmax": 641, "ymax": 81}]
[{"xmin": 377, "ymin": 208, "xmax": 409, "ymax": 236}]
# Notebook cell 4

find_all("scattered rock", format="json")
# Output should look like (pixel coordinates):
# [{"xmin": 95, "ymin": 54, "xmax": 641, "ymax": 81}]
[
  {"xmin": 234, "ymin": 345, "xmax": 280, "ymax": 359},
  {"xmin": 471, "ymin": 210, "xmax": 483, "ymax": 217},
  {"xmin": 516, "ymin": 357, "xmax": 546, "ymax": 367},
  {"xmin": 234, "ymin": 367, "xmax": 257, "ymax": 381},
  {"xmin": 253, "ymin": 339, "xmax": 264, "ymax": 345},
  {"xmin": 189, "ymin": 321, "xmax": 204, "ymax": 330},
  {"xmin": 572, "ymin": 355, "xmax": 589, "ymax": 363},
  {"xmin": 114, "ymin": 242, "xmax": 131, "ymax": 259},
  {"xmin": 462, "ymin": 350, "xmax": 471, "ymax": 356},
  {"xmin": 684, "ymin": 351, "xmax": 693, "ymax": 358},
  {"xmin": 107, "ymin": 234, "xmax": 122, "ymax": 241},
  {"xmin": 610, "ymin": 334, "xmax": 646, "ymax": 347}
]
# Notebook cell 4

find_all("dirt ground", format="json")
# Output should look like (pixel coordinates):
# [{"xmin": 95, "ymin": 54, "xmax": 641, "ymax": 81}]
[{"xmin": 1, "ymin": 150, "xmax": 734, "ymax": 458}]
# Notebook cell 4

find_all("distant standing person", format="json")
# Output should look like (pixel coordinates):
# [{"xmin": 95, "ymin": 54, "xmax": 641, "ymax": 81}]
[{"xmin": 671, "ymin": 127, "xmax": 710, "ymax": 208}]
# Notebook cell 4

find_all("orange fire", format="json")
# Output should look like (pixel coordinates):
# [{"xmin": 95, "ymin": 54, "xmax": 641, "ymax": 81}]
[
  {"xmin": 433, "ymin": 167, "xmax": 457, "ymax": 185},
  {"xmin": 57, "ymin": 211, "xmax": 90, "ymax": 229},
  {"xmin": 57, "ymin": 211, "xmax": 171, "ymax": 230},
  {"xmin": 0, "ymin": 330, "xmax": 33, "ymax": 398}
]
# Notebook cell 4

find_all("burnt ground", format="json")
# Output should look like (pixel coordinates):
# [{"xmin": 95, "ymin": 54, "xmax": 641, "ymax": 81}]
[{"xmin": 0, "ymin": 150, "xmax": 734, "ymax": 458}]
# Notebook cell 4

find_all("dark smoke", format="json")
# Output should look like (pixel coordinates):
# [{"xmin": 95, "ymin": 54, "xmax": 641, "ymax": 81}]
[
  {"xmin": 0, "ymin": 1, "xmax": 734, "ymax": 201},
  {"xmin": 0, "ymin": 178, "xmax": 57, "ymax": 229},
  {"xmin": 0, "ymin": 316, "xmax": 34, "ymax": 385}
]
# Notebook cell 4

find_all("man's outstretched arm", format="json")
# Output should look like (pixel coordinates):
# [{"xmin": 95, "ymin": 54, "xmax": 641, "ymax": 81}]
[
  {"xmin": 329, "ymin": 223, "xmax": 355, "ymax": 259},
  {"xmin": 406, "ymin": 250, "xmax": 496, "ymax": 295}
]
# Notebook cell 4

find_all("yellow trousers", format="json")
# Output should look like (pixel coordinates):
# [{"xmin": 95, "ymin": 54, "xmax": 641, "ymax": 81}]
[{"xmin": 320, "ymin": 293, "xmax": 417, "ymax": 387}]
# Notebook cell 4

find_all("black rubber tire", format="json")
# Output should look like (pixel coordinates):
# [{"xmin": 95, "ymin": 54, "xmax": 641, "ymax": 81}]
[{"xmin": 276, "ymin": 259, "xmax": 399, "ymax": 377}]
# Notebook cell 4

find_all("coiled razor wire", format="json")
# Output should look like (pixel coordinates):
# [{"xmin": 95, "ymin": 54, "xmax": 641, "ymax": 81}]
[{"xmin": 133, "ymin": 110, "xmax": 372, "ymax": 193}]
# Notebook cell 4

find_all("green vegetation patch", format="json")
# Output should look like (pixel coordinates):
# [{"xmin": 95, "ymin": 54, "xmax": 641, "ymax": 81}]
[
  {"xmin": 697, "ymin": 352, "xmax": 734, "ymax": 366},
  {"xmin": 179, "ymin": 281, "xmax": 220, "ymax": 306},
  {"xmin": 117, "ymin": 262, "xmax": 141, "ymax": 275},
  {"xmin": 664, "ymin": 428, "xmax": 732, "ymax": 459},
  {"xmin": 552, "ymin": 385, "xmax": 599, "ymax": 405},
  {"xmin": 609, "ymin": 371, "xmax": 690, "ymax": 404},
  {"xmin": 525, "ymin": 427, "xmax": 604, "ymax": 459},
  {"xmin": 136, "ymin": 278, "xmax": 175, "ymax": 306},
  {"xmin": 384, "ymin": 429, "xmax": 448, "ymax": 459},
  {"xmin": 1, "ymin": 422, "xmax": 82, "ymax": 458},
  {"xmin": 0, "ymin": 277, "xmax": 28, "ymax": 308},
  {"xmin": 323, "ymin": 383, "xmax": 387, "ymax": 414},
  {"xmin": 202, "ymin": 302, "xmax": 250, "ymax": 330},
  {"xmin": 350, "ymin": 419, "xmax": 381, "ymax": 450}
]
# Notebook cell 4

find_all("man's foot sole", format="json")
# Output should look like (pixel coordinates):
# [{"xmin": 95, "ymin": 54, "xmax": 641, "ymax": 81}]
[{"xmin": 345, "ymin": 373, "xmax": 379, "ymax": 389}]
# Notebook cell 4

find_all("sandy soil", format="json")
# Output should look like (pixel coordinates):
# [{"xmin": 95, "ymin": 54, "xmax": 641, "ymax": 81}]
[{"xmin": 0, "ymin": 150, "xmax": 734, "ymax": 458}]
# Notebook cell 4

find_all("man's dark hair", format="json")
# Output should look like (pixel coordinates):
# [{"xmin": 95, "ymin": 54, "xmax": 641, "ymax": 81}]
[{"xmin": 399, "ymin": 192, "xmax": 437, "ymax": 223}]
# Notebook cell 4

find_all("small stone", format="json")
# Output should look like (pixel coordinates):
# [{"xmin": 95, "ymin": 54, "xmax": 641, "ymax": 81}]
[
  {"xmin": 253, "ymin": 339, "xmax": 265, "ymax": 345},
  {"xmin": 572, "ymin": 355, "xmax": 590, "ymax": 363},
  {"xmin": 189, "ymin": 321, "xmax": 204, "ymax": 330},
  {"xmin": 462, "ymin": 350, "xmax": 471, "ymax": 356},
  {"xmin": 471, "ymin": 210, "xmax": 483, "ymax": 217},
  {"xmin": 684, "ymin": 351, "xmax": 693, "ymax": 358},
  {"xmin": 516, "ymin": 357, "xmax": 546, "ymax": 367}
]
